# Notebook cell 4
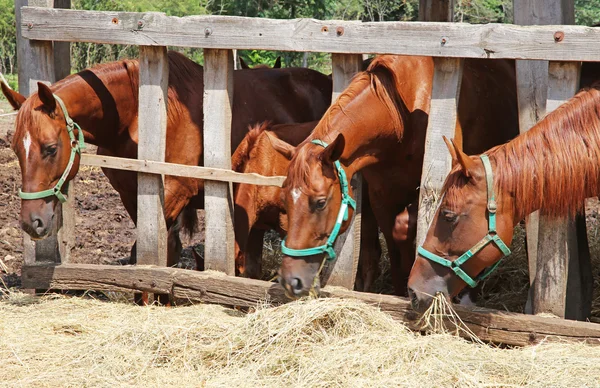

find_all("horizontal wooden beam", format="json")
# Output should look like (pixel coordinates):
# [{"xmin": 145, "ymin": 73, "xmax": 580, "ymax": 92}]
[
  {"xmin": 80, "ymin": 154, "xmax": 285, "ymax": 187},
  {"xmin": 19, "ymin": 8, "xmax": 600, "ymax": 61},
  {"xmin": 22, "ymin": 263, "xmax": 600, "ymax": 346}
]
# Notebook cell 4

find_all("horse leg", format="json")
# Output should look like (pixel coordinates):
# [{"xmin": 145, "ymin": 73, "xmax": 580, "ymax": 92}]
[
  {"xmin": 243, "ymin": 228, "xmax": 265, "ymax": 279},
  {"xmin": 355, "ymin": 185, "xmax": 381, "ymax": 292}
]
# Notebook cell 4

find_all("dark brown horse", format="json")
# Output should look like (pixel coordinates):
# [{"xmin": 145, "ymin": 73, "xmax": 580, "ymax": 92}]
[
  {"xmin": 408, "ymin": 84, "xmax": 600, "ymax": 309},
  {"xmin": 268, "ymin": 55, "xmax": 519, "ymax": 298},
  {"xmin": 232, "ymin": 121, "xmax": 381, "ymax": 290},
  {"xmin": 2, "ymin": 51, "xmax": 332, "ymax": 272}
]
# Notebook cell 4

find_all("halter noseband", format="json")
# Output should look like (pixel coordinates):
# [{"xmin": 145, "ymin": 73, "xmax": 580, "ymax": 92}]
[
  {"xmin": 18, "ymin": 94, "xmax": 86, "ymax": 203},
  {"xmin": 280, "ymin": 139, "xmax": 356, "ymax": 261},
  {"xmin": 416, "ymin": 154, "xmax": 511, "ymax": 288}
]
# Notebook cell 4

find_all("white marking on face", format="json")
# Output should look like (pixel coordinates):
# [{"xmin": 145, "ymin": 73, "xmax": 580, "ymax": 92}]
[
  {"xmin": 291, "ymin": 188, "xmax": 301, "ymax": 204},
  {"xmin": 23, "ymin": 131, "xmax": 31, "ymax": 161}
]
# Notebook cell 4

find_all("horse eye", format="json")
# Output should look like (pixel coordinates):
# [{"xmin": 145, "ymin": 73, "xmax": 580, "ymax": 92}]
[
  {"xmin": 441, "ymin": 209, "xmax": 458, "ymax": 223},
  {"xmin": 43, "ymin": 144, "xmax": 58, "ymax": 157},
  {"xmin": 315, "ymin": 199, "xmax": 327, "ymax": 210}
]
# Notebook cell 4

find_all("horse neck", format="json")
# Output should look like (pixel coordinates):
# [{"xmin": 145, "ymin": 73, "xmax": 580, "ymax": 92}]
[
  {"xmin": 490, "ymin": 88, "xmax": 600, "ymax": 222},
  {"xmin": 311, "ymin": 91, "xmax": 401, "ymax": 176},
  {"xmin": 53, "ymin": 69, "xmax": 137, "ymax": 148}
]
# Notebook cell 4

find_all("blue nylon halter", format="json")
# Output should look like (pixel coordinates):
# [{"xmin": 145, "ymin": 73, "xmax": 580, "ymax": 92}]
[
  {"xmin": 280, "ymin": 139, "xmax": 356, "ymax": 261},
  {"xmin": 416, "ymin": 154, "xmax": 511, "ymax": 288}
]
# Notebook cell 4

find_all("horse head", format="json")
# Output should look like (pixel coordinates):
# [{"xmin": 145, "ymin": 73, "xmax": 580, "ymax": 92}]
[
  {"xmin": 407, "ymin": 137, "xmax": 515, "ymax": 311},
  {"xmin": 2, "ymin": 82, "xmax": 83, "ymax": 239},
  {"xmin": 270, "ymin": 133, "xmax": 356, "ymax": 298}
]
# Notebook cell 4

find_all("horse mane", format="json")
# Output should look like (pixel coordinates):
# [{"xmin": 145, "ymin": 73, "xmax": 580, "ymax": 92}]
[
  {"xmin": 231, "ymin": 122, "xmax": 271, "ymax": 172},
  {"xmin": 287, "ymin": 56, "xmax": 408, "ymax": 189},
  {"xmin": 444, "ymin": 84, "xmax": 600, "ymax": 220}
]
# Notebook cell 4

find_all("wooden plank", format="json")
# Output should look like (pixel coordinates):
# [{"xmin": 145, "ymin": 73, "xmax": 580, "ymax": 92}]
[
  {"xmin": 203, "ymin": 49, "xmax": 235, "ymax": 275},
  {"xmin": 52, "ymin": 0, "xmax": 71, "ymax": 81},
  {"xmin": 80, "ymin": 154, "xmax": 285, "ymax": 187},
  {"xmin": 419, "ymin": 0, "xmax": 455, "ymax": 22},
  {"xmin": 19, "ymin": 7, "xmax": 600, "ymax": 62},
  {"xmin": 136, "ymin": 46, "xmax": 168, "ymax": 267},
  {"xmin": 16, "ymin": 0, "xmax": 73, "ymax": 267},
  {"xmin": 415, "ymin": 57, "xmax": 463, "ymax": 247},
  {"xmin": 21, "ymin": 263, "xmax": 600, "ymax": 346},
  {"xmin": 324, "ymin": 53, "xmax": 364, "ymax": 290}
]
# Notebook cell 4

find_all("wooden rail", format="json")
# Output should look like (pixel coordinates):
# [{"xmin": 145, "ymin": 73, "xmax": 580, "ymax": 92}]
[
  {"xmin": 81, "ymin": 154, "xmax": 286, "ymax": 187},
  {"xmin": 20, "ymin": 7, "xmax": 600, "ymax": 62},
  {"xmin": 21, "ymin": 263, "xmax": 600, "ymax": 347}
]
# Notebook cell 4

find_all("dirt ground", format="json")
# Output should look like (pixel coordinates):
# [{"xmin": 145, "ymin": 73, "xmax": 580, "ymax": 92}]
[{"xmin": 1, "ymin": 97, "xmax": 599, "ymax": 317}]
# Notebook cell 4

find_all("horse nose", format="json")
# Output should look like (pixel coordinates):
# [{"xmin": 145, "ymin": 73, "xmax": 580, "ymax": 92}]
[
  {"xmin": 279, "ymin": 274, "xmax": 305, "ymax": 297},
  {"xmin": 408, "ymin": 287, "xmax": 419, "ymax": 310},
  {"xmin": 32, "ymin": 216, "xmax": 46, "ymax": 235},
  {"xmin": 289, "ymin": 277, "xmax": 303, "ymax": 293}
]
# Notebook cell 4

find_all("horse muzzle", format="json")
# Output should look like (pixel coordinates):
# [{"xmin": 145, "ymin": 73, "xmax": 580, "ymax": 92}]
[{"xmin": 20, "ymin": 201, "xmax": 56, "ymax": 240}]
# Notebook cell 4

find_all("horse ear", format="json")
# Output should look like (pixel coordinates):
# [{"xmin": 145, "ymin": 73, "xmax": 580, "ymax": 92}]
[
  {"xmin": 274, "ymin": 56, "xmax": 282, "ymax": 68},
  {"xmin": 239, "ymin": 57, "xmax": 250, "ymax": 69},
  {"xmin": 443, "ymin": 136, "xmax": 458, "ymax": 163},
  {"xmin": 320, "ymin": 134, "xmax": 345, "ymax": 163},
  {"xmin": 266, "ymin": 131, "xmax": 295, "ymax": 160},
  {"xmin": 1, "ymin": 82, "xmax": 26, "ymax": 110},
  {"xmin": 37, "ymin": 82, "xmax": 56, "ymax": 112},
  {"xmin": 449, "ymin": 138, "xmax": 476, "ymax": 178}
]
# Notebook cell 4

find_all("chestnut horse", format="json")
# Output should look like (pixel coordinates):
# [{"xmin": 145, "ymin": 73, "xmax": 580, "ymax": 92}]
[
  {"xmin": 232, "ymin": 121, "xmax": 381, "ymax": 290},
  {"xmin": 408, "ymin": 85, "xmax": 600, "ymax": 310},
  {"xmin": 2, "ymin": 51, "xmax": 331, "ymax": 273},
  {"xmin": 269, "ymin": 55, "xmax": 519, "ymax": 298}
]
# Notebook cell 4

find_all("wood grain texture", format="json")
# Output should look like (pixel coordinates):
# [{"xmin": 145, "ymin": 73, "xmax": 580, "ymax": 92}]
[
  {"xmin": 324, "ymin": 54, "xmax": 364, "ymax": 290},
  {"xmin": 136, "ymin": 46, "xmax": 168, "ymax": 267},
  {"xmin": 19, "ymin": 7, "xmax": 600, "ymax": 61},
  {"xmin": 21, "ymin": 263, "xmax": 600, "ymax": 346},
  {"xmin": 203, "ymin": 49, "xmax": 235, "ymax": 275},
  {"xmin": 80, "ymin": 154, "xmax": 285, "ymax": 187},
  {"xmin": 419, "ymin": 0, "xmax": 455, "ymax": 22},
  {"xmin": 415, "ymin": 57, "xmax": 463, "ymax": 247}
]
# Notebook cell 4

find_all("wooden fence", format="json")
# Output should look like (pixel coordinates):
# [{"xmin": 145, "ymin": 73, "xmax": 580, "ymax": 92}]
[{"xmin": 12, "ymin": 0, "xmax": 600, "ymax": 345}]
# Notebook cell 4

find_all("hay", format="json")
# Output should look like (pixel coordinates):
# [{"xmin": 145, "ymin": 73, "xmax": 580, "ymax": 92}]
[{"xmin": 2, "ymin": 293, "xmax": 600, "ymax": 387}]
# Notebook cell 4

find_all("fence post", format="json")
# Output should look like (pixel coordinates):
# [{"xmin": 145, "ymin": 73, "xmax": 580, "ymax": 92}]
[
  {"xmin": 203, "ymin": 49, "xmax": 235, "ymax": 275},
  {"xmin": 514, "ymin": 0, "xmax": 590, "ymax": 320},
  {"xmin": 323, "ymin": 53, "xmax": 363, "ymax": 290},
  {"xmin": 136, "ymin": 46, "xmax": 169, "ymax": 267},
  {"xmin": 16, "ymin": 0, "xmax": 74, "ymax": 268},
  {"xmin": 415, "ymin": 0, "xmax": 462, "ymax": 249}
]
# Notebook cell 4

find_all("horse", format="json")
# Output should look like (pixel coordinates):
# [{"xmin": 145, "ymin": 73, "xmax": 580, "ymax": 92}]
[
  {"xmin": 239, "ymin": 56, "xmax": 282, "ymax": 69},
  {"xmin": 267, "ymin": 55, "xmax": 519, "ymax": 298},
  {"xmin": 1, "ymin": 51, "xmax": 332, "ymax": 285},
  {"xmin": 231, "ymin": 121, "xmax": 381, "ymax": 290},
  {"xmin": 407, "ymin": 84, "xmax": 600, "ymax": 310}
]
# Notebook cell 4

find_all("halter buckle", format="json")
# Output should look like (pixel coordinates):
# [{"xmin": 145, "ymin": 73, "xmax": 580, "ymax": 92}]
[{"xmin": 487, "ymin": 200, "xmax": 497, "ymax": 213}]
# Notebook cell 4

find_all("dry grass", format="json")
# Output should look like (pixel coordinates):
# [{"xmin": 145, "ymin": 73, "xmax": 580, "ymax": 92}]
[{"xmin": 2, "ymin": 292, "xmax": 600, "ymax": 387}]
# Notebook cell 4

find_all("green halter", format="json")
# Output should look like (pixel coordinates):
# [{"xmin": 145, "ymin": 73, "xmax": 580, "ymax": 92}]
[
  {"xmin": 281, "ymin": 139, "xmax": 356, "ymax": 261},
  {"xmin": 18, "ymin": 94, "xmax": 86, "ymax": 203},
  {"xmin": 416, "ymin": 154, "xmax": 511, "ymax": 288}
]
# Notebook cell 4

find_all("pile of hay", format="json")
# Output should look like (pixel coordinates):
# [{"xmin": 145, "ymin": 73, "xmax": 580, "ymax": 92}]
[{"xmin": 2, "ymin": 293, "xmax": 600, "ymax": 387}]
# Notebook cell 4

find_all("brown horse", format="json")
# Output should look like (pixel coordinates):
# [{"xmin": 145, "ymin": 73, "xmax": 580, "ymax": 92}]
[
  {"xmin": 408, "ymin": 85, "xmax": 600, "ymax": 310},
  {"xmin": 232, "ymin": 121, "xmax": 381, "ymax": 290},
  {"xmin": 239, "ymin": 56, "xmax": 282, "ymax": 69},
  {"xmin": 2, "ymin": 51, "xmax": 332, "ymax": 273},
  {"xmin": 268, "ymin": 55, "xmax": 519, "ymax": 298}
]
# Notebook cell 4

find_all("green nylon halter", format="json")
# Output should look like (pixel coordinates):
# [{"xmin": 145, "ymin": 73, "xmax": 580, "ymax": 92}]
[
  {"xmin": 416, "ymin": 154, "xmax": 511, "ymax": 288},
  {"xmin": 18, "ymin": 94, "xmax": 86, "ymax": 203},
  {"xmin": 280, "ymin": 139, "xmax": 356, "ymax": 261}
]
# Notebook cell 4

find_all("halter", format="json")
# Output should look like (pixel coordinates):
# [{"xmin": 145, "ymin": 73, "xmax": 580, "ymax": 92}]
[
  {"xmin": 18, "ymin": 94, "xmax": 86, "ymax": 203},
  {"xmin": 416, "ymin": 154, "xmax": 511, "ymax": 288},
  {"xmin": 280, "ymin": 139, "xmax": 356, "ymax": 260}
]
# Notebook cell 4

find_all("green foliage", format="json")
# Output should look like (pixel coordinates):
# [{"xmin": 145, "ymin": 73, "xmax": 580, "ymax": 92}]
[
  {"xmin": 575, "ymin": 0, "xmax": 600, "ymax": 26},
  {"xmin": 0, "ymin": 0, "xmax": 16, "ymax": 75},
  {"xmin": 455, "ymin": 0, "xmax": 512, "ymax": 24}
]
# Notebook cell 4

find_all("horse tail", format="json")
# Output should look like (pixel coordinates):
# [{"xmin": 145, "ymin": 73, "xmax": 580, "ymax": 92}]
[{"xmin": 231, "ymin": 121, "xmax": 271, "ymax": 173}]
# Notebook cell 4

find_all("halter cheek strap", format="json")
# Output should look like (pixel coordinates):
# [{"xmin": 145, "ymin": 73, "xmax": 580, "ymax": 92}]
[
  {"xmin": 416, "ymin": 154, "xmax": 511, "ymax": 288},
  {"xmin": 280, "ymin": 139, "xmax": 356, "ymax": 261},
  {"xmin": 18, "ymin": 94, "xmax": 86, "ymax": 203}
]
